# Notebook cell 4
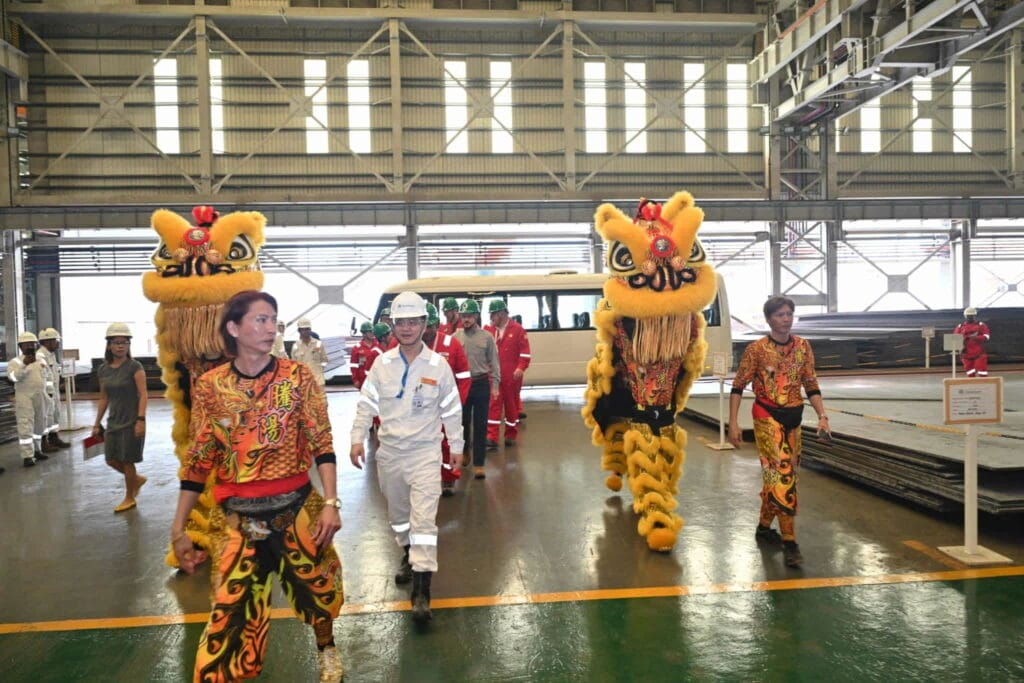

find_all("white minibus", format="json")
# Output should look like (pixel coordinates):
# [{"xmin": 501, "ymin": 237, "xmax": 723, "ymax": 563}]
[{"xmin": 376, "ymin": 271, "xmax": 731, "ymax": 386}]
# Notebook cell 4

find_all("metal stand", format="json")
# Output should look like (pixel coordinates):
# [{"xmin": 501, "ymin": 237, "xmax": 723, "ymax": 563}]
[
  {"xmin": 951, "ymin": 350, "xmax": 957, "ymax": 378},
  {"xmin": 939, "ymin": 424, "xmax": 1011, "ymax": 566},
  {"xmin": 705, "ymin": 377, "xmax": 735, "ymax": 451},
  {"xmin": 924, "ymin": 337, "xmax": 931, "ymax": 369},
  {"xmin": 59, "ymin": 373, "xmax": 88, "ymax": 432}
]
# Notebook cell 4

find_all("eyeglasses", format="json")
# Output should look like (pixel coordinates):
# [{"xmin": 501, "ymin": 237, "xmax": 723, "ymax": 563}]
[
  {"xmin": 393, "ymin": 318, "xmax": 423, "ymax": 328},
  {"xmin": 108, "ymin": 339, "xmax": 130, "ymax": 346}
]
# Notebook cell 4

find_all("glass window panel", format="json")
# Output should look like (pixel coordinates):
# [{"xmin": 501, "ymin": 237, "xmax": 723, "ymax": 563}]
[
  {"xmin": 348, "ymin": 59, "xmax": 371, "ymax": 154},
  {"xmin": 683, "ymin": 62, "xmax": 705, "ymax": 153},
  {"xmin": 154, "ymin": 58, "xmax": 180, "ymax": 154},
  {"xmin": 624, "ymin": 62, "xmax": 646, "ymax": 154},
  {"xmin": 585, "ymin": 62, "xmax": 607, "ymax": 153},
  {"xmin": 491, "ymin": 61, "xmax": 514, "ymax": 154},
  {"xmin": 445, "ymin": 60, "xmax": 468, "ymax": 153},
  {"xmin": 304, "ymin": 59, "xmax": 328, "ymax": 154}
]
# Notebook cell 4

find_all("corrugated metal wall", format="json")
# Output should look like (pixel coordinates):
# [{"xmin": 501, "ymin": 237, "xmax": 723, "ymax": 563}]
[{"xmin": 15, "ymin": 9, "xmax": 1011, "ymax": 203}]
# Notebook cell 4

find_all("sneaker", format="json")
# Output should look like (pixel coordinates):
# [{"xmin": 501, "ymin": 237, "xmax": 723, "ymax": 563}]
[
  {"xmin": 485, "ymin": 439, "xmax": 498, "ymax": 450},
  {"xmin": 504, "ymin": 438, "xmax": 515, "ymax": 447},
  {"xmin": 782, "ymin": 541, "xmax": 804, "ymax": 568},
  {"xmin": 474, "ymin": 467, "xmax": 486, "ymax": 479},
  {"xmin": 754, "ymin": 525, "xmax": 782, "ymax": 544},
  {"xmin": 317, "ymin": 645, "xmax": 344, "ymax": 683},
  {"xmin": 461, "ymin": 451, "xmax": 471, "ymax": 467}
]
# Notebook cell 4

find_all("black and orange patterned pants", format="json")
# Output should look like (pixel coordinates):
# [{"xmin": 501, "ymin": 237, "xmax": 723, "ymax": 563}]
[
  {"xmin": 194, "ymin": 491, "xmax": 344, "ymax": 683},
  {"xmin": 752, "ymin": 416, "xmax": 800, "ymax": 541}
]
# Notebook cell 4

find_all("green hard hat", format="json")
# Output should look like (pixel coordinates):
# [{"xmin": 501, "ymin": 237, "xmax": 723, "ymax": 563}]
[
  {"xmin": 441, "ymin": 296, "xmax": 459, "ymax": 312},
  {"xmin": 488, "ymin": 299, "xmax": 508, "ymax": 314},
  {"xmin": 359, "ymin": 321, "xmax": 374, "ymax": 334},
  {"xmin": 425, "ymin": 303, "xmax": 440, "ymax": 327},
  {"xmin": 459, "ymin": 299, "xmax": 481, "ymax": 315},
  {"xmin": 373, "ymin": 322, "xmax": 391, "ymax": 340}
]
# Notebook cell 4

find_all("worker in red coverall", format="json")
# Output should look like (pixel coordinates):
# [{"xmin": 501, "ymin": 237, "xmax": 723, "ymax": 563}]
[
  {"xmin": 438, "ymin": 297, "xmax": 461, "ymax": 337},
  {"xmin": 365, "ymin": 323, "xmax": 390, "ymax": 438},
  {"xmin": 954, "ymin": 307, "xmax": 991, "ymax": 377},
  {"xmin": 423, "ymin": 303, "xmax": 472, "ymax": 496},
  {"xmin": 485, "ymin": 299, "xmax": 531, "ymax": 447},
  {"xmin": 349, "ymin": 322, "xmax": 376, "ymax": 389}
]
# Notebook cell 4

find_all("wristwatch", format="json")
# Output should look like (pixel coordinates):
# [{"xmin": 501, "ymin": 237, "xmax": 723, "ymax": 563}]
[{"xmin": 323, "ymin": 498, "xmax": 341, "ymax": 509}]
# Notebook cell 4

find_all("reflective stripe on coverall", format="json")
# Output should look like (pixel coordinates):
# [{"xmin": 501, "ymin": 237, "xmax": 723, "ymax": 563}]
[
  {"xmin": 37, "ymin": 346, "xmax": 61, "ymax": 435},
  {"xmin": 8, "ymin": 357, "xmax": 49, "ymax": 460},
  {"xmin": 351, "ymin": 344, "xmax": 464, "ymax": 572}
]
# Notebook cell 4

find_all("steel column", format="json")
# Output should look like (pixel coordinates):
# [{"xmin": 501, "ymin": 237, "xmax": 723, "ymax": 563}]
[
  {"xmin": 195, "ymin": 16, "xmax": 213, "ymax": 194},
  {"xmin": 389, "ymin": 18, "xmax": 404, "ymax": 191},
  {"xmin": 562, "ymin": 20, "xmax": 576, "ymax": 192}
]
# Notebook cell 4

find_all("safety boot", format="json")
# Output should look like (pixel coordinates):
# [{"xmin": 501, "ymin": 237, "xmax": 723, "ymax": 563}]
[
  {"xmin": 395, "ymin": 545, "xmax": 413, "ymax": 585},
  {"xmin": 410, "ymin": 571, "xmax": 432, "ymax": 623},
  {"xmin": 40, "ymin": 439, "xmax": 58, "ymax": 454},
  {"xmin": 33, "ymin": 450, "xmax": 49, "ymax": 461},
  {"xmin": 783, "ymin": 541, "xmax": 804, "ymax": 568},
  {"xmin": 49, "ymin": 432, "xmax": 71, "ymax": 449}
]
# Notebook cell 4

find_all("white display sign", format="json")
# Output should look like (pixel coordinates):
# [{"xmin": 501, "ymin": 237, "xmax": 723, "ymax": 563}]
[
  {"xmin": 711, "ymin": 351, "xmax": 729, "ymax": 378},
  {"xmin": 61, "ymin": 359, "xmax": 76, "ymax": 377},
  {"xmin": 921, "ymin": 326, "xmax": 935, "ymax": 339},
  {"xmin": 943, "ymin": 333, "xmax": 964, "ymax": 352},
  {"xmin": 943, "ymin": 377, "xmax": 1003, "ymax": 425}
]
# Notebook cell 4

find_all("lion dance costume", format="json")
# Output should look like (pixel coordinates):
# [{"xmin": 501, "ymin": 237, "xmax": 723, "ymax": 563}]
[
  {"xmin": 142, "ymin": 205, "xmax": 267, "ymax": 565},
  {"xmin": 582, "ymin": 191, "xmax": 717, "ymax": 552}
]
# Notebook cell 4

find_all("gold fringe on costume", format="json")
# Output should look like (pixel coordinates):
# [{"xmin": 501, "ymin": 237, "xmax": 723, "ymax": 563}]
[
  {"xmin": 631, "ymin": 314, "xmax": 692, "ymax": 365},
  {"xmin": 160, "ymin": 304, "xmax": 226, "ymax": 359}
]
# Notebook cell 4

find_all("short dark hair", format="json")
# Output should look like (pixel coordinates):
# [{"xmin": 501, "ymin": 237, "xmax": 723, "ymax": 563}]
[
  {"xmin": 219, "ymin": 290, "xmax": 278, "ymax": 356},
  {"xmin": 763, "ymin": 295, "xmax": 795, "ymax": 319}
]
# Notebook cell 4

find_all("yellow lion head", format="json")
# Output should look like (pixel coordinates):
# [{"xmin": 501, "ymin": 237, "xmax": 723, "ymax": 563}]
[
  {"xmin": 594, "ymin": 190, "xmax": 716, "ymax": 319},
  {"xmin": 142, "ymin": 205, "xmax": 266, "ymax": 305}
]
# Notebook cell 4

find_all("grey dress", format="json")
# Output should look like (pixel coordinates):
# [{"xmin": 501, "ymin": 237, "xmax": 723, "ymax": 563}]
[{"xmin": 97, "ymin": 358, "xmax": 145, "ymax": 463}]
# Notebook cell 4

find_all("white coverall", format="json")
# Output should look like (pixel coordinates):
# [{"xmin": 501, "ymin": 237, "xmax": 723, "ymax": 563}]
[
  {"xmin": 351, "ymin": 344, "xmax": 464, "ymax": 573},
  {"xmin": 8, "ymin": 356, "xmax": 50, "ymax": 460},
  {"xmin": 36, "ymin": 345, "xmax": 61, "ymax": 436},
  {"xmin": 270, "ymin": 332, "xmax": 288, "ymax": 359},
  {"xmin": 291, "ymin": 338, "xmax": 329, "ymax": 386}
]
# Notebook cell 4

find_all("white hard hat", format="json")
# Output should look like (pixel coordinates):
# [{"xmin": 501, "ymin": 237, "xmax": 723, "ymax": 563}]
[
  {"xmin": 105, "ymin": 322, "xmax": 132, "ymax": 338},
  {"xmin": 296, "ymin": 318, "xmax": 312, "ymax": 329},
  {"xmin": 390, "ymin": 291, "xmax": 428, "ymax": 319},
  {"xmin": 964, "ymin": 307, "xmax": 977, "ymax": 316},
  {"xmin": 38, "ymin": 328, "xmax": 60, "ymax": 341},
  {"xmin": 17, "ymin": 331, "xmax": 38, "ymax": 344}
]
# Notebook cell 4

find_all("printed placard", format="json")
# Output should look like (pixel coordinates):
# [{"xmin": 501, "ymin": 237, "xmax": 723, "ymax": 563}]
[
  {"xmin": 921, "ymin": 326, "xmax": 935, "ymax": 339},
  {"xmin": 943, "ymin": 333, "xmax": 964, "ymax": 352},
  {"xmin": 711, "ymin": 351, "xmax": 729, "ymax": 377},
  {"xmin": 943, "ymin": 377, "xmax": 1002, "ymax": 425}
]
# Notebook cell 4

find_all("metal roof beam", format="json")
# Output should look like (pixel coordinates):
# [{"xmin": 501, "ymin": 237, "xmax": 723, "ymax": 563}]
[
  {"xmin": 7, "ymin": 197, "xmax": 1024, "ymax": 229},
  {"xmin": 8, "ymin": 3, "xmax": 762, "ymax": 34}
]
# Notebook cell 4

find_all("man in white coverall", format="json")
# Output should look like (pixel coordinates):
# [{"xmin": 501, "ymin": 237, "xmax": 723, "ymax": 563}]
[
  {"xmin": 37, "ymin": 328, "xmax": 71, "ymax": 449},
  {"xmin": 350, "ymin": 291, "xmax": 464, "ymax": 624},
  {"xmin": 8, "ymin": 332, "xmax": 53, "ymax": 467},
  {"xmin": 291, "ymin": 317, "xmax": 329, "ymax": 386}
]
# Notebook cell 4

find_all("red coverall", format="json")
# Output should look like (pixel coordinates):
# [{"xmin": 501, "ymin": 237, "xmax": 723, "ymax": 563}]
[
  {"xmin": 485, "ymin": 320, "xmax": 531, "ymax": 442},
  {"xmin": 349, "ymin": 339, "xmax": 376, "ymax": 389},
  {"xmin": 954, "ymin": 319, "xmax": 991, "ymax": 376},
  {"xmin": 432, "ymin": 333, "xmax": 471, "ymax": 483}
]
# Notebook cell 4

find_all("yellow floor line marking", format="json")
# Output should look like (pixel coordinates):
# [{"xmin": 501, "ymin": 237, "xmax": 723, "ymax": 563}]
[
  {"xmin": 3, "ymin": 565, "xmax": 1024, "ymax": 635},
  {"xmin": 903, "ymin": 539, "xmax": 970, "ymax": 570}
]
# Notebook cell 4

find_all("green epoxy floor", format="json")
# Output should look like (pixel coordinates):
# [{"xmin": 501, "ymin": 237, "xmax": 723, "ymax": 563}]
[
  {"xmin": 2, "ymin": 383, "xmax": 1023, "ymax": 681},
  {"xmin": 4, "ymin": 577, "xmax": 1024, "ymax": 681}
]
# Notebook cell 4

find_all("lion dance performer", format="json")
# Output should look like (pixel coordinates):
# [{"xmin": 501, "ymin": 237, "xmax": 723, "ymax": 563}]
[
  {"xmin": 142, "ymin": 205, "xmax": 267, "ymax": 565},
  {"xmin": 581, "ymin": 191, "xmax": 717, "ymax": 552}
]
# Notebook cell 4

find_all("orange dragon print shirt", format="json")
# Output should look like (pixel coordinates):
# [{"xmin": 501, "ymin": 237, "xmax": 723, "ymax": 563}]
[
  {"xmin": 181, "ymin": 358, "xmax": 333, "ymax": 495},
  {"xmin": 732, "ymin": 335, "xmax": 820, "ymax": 410}
]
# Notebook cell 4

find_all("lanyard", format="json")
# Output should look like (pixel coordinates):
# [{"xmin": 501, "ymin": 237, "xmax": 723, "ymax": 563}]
[{"xmin": 395, "ymin": 351, "xmax": 411, "ymax": 398}]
